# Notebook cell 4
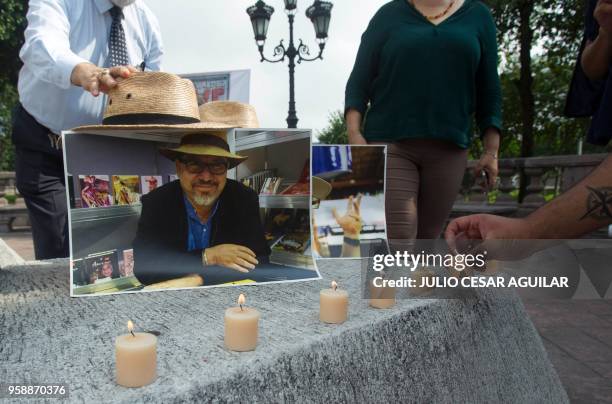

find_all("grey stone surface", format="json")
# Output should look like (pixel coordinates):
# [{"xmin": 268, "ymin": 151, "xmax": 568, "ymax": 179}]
[
  {"xmin": 0, "ymin": 238, "xmax": 25, "ymax": 268},
  {"xmin": 0, "ymin": 259, "xmax": 567, "ymax": 403},
  {"xmin": 525, "ymin": 299, "xmax": 612, "ymax": 403}
]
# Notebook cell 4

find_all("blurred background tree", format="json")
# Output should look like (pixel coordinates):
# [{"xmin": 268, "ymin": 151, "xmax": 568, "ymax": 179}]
[
  {"xmin": 0, "ymin": 0, "xmax": 27, "ymax": 171},
  {"xmin": 317, "ymin": 110, "xmax": 348, "ymax": 145}
]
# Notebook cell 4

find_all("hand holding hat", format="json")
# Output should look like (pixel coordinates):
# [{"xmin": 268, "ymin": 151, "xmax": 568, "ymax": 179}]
[{"xmin": 71, "ymin": 63, "xmax": 138, "ymax": 97}]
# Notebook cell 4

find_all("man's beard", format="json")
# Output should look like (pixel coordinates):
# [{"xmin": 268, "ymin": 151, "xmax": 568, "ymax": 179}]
[
  {"xmin": 193, "ymin": 193, "xmax": 217, "ymax": 207},
  {"xmin": 191, "ymin": 179, "xmax": 220, "ymax": 207},
  {"xmin": 111, "ymin": 0, "xmax": 137, "ymax": 7}
]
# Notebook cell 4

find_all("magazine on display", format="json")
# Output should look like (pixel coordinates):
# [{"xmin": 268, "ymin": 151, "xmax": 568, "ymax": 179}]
[
  {"xmin": 78, "ymin": 175, "xmax": 113, "ymax": 208},
  {"xmin": 112, "ymin": 175, "xmax": 141, "ymax": 205},
  {"xmin": 141, "ymin": 176, "xmax": 163, "ymax": 195}
]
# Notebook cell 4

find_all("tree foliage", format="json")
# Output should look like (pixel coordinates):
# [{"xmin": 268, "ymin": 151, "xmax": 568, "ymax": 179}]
[
  {"xmin": 0, "ymin": 0, "xmax": 27, "ymax": 170},
  {"xmin": 317, "ymin": 110, "xmax": 348, "ymax": 144}
]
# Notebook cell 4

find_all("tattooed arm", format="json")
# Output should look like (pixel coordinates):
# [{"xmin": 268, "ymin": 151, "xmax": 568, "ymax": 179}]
[
  {"xmin": 527, "ymin": 154, "xmax": 612, "ymax": 238},
  {"xmin": 445, "ymin": 155, "xmax": 612, "ymax": 245}
]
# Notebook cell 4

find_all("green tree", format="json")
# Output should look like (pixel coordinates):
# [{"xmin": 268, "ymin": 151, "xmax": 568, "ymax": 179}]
[
  {"xmin": 483, "ymin": 0, "xmax": 586, "ymax": 157},
  {"xmin": 0, "ymin": 0, "xmax": 27, "ymax": 170},
  {"xmin": 317, "ymin": 110, "xmax": 348, "ymax": 144}
]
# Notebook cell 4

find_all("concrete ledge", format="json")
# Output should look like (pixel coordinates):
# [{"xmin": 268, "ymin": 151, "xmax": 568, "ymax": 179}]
[
  {"xmin": 0, "ymin": 238, "xmax": 25, "ymax": 268},
  {"xmin": 0, "ymin": 259, "xmax": 567, "ymax": 403}
]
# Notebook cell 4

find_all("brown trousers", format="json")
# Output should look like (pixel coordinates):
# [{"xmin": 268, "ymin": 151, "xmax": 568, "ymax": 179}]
[{"xmin": 374, "ymin": 139, "xmax": 468, "ymax": 252}]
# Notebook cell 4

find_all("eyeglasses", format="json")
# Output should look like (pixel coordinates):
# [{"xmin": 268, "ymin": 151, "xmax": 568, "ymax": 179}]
[{"xmin": 179, "ymin": 158, "xmax": 229, "ymax": 175}]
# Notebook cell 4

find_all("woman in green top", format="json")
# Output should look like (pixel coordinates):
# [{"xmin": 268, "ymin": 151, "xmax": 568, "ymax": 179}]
[{"xmin": 345, "ymin": 0, "xmax": 502, "ymax": 251}]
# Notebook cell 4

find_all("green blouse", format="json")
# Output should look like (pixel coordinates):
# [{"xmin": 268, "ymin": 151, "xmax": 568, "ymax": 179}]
[{"xmin": 345, "ymin": 0, "xmax": 502, "ymax": 148}]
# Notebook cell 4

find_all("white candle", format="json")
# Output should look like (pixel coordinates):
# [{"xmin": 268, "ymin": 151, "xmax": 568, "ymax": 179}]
[
  {"xmin": 224, "ymin": 294, "xmax": 260, "ymax": 352},
  {"xmin": 115, "ymin": 321, "xmax": 157, "ymax": 388},
  {"xmin": 369, "ymin": 279, "xmax": 396, "ymax": 309},
  {"xmin": 411, "ymin": 268, "xmax": 436, "ymax": 296},
  {"xmin": 320, "ymin": 281, "xmax": 349, "ymax": 324}
]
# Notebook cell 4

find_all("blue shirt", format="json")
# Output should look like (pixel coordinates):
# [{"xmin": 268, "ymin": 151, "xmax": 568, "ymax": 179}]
[
  {"xmin": 183, "ymin": 196, "xmax": 220, "ymax": 252},
  {"xmin": 17, "ymin": 0, "xmax": 163, "ymax": 134}
]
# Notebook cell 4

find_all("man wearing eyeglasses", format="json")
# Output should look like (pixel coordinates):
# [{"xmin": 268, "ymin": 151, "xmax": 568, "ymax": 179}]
[{"xmin": 132, "ymin": 133, "xmax": 270, "ymax": 286}]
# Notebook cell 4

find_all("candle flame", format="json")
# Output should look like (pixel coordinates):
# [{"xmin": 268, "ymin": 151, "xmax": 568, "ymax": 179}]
[
  {"xmin": 127, "ymin": 320, "xmax": 134, "ymax": 333},
  {"xmin": 238, "ymin": 294, "xmax": 246, "ymax": 306},
  {"xmin": 332, "ymin": 280, "xmax": 338, "ymax": 291}
]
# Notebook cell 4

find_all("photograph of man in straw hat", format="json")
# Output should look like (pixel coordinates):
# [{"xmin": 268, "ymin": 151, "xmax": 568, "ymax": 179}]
[{"xmin": 72, "ymin": 72, "xmax": 270, "ymax": 286}]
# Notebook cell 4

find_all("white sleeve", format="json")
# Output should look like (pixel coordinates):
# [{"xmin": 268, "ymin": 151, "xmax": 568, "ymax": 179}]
[
  {"xmin": 142, "ymin": 6, "xmax": 164, "ymax": 72},
  {"xmin": 19, "ymin": 0, "xmax": 89, "ymax": 89}
]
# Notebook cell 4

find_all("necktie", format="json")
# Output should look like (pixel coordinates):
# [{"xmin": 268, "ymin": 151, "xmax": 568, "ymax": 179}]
[{"xmin": 108, "ymin": 6, "xmax": 130, "ymax": 67}]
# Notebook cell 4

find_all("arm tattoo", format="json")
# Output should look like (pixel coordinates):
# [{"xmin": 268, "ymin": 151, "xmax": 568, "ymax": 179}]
[{"xmin": 580, "ymin": 186, "xmax": 612, "ymax": 221}]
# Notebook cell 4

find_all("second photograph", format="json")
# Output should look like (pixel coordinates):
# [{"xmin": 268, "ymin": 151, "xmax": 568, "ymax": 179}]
[{"xmin": 311, "ymin": 144, "xmax": 388, "ymax": 259}]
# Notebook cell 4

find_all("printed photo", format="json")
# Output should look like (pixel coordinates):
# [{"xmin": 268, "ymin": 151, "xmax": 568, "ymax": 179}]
[
  {"xmin": 64, "ymin": 124, "xmax": 318, "ymax": 297},
  {"xmin": 112, "ymin": 175, "xmax": 141, "ymax": 205},
  {"xmin": 119, "ymin": 249, "xmax": 135, "ymax": 278},
  {"xmin": 78, "ymin": 175, "xmax": 113, "ymax": 208},
  {"xmin": 85, "ymin": 250, "xmax": 120, "ymax": 285},
  {"xmin": 312, "ymin": 145, "xmax": 388, "ymax": 259},
  {"xmin": 141, "ymin": 175, "xmax": 163, "ymax": 195},
  {"xmin": 71, "ymin": 258, "xmax": 88, "ymax": 286}
]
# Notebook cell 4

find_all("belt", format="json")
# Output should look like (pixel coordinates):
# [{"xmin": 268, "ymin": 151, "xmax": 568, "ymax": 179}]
[
  {"xmin": 47, "ymin": 132, "xmax": 63, "ymax": 151},
  {"xmin": 14, "ymin": 103, "xmax": 63, "ymax": 153}
]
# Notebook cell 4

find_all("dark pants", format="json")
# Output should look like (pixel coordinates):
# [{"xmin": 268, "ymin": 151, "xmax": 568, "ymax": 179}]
[
  {"xmin": 12, "ymin": 105, "xmax": 69, "ymax": 260},
  {"xmin": 373, "ymin": 139, "xmax": 468, "ymax": 253}
]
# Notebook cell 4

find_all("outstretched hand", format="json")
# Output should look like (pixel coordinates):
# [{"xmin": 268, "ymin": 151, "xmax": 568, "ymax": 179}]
[
  {"xmin": 71, "ymin": 63, "xmax": 138, "ymax": 96},
  {"xmin": 332, "ymin": 194, "xmax": 363, "ymax": 238},
  {"xmin": 444, "ymin": 214, "xmax": 547, "ymax": 261}
]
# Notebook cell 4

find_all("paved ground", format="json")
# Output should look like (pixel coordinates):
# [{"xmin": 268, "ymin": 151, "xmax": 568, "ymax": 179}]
[
  {"xmin": 524, "ymin": 299, "xmax": 612, "ymax": 403},
  {"xmin": 1, "ymin": 231, "xmax": 611, "ymax": 403},
  {"xmin": 1, "ymin": 231, "xmax": 35, "ymax": 261}
]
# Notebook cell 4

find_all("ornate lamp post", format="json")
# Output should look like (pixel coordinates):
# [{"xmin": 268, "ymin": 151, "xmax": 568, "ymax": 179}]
[{"xmin": 247, "ymin": 0, "xmax": 333, "ymax": 128}]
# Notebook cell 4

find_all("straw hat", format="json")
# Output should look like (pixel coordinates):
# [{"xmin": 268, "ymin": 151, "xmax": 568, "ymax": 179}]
[
  {"xmin": 159, "ymin": 132, "xmax": 247, "ymax": 169},
  {"xmin": 72, "ymin": 72, "xmax": 259, "ymax": 134}
]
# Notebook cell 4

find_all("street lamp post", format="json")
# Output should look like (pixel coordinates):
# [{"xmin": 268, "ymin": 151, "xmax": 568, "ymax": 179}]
[{"xmin": 247, "ymin": 0, "xmax": 333, "ymax": 129}]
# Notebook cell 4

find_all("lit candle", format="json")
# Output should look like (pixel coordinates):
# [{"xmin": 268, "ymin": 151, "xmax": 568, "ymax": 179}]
[
  {"xmin": 319, "ymin": 280, "xmax": 349, "ymax": 324},
  {"xmin": 115, "ymin": 320, "xmax": 157, "ymax": 388},
  {"xmin": 224, "ymin": 294, "xmax": 260, "ymax": 352}
]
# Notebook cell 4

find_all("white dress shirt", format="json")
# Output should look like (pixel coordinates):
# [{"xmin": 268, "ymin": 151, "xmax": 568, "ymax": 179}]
[{"xmin": 17, "ymin": 0, "xmax": 163, "ymax": 134}]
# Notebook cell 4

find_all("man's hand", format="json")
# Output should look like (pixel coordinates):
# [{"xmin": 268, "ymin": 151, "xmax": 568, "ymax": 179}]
[
  {"xmin": 444, "ymin": 214, "xmax": 562, "ymax": 262},
  {"xmin": 595, "ymin": 0, "xmax": 612, "ymax": 35},
  {"xmin": 70, "ymin": 63, "xmax": 137, "ymax": 96},
  {"xmin": 445, "ymin": 214, "xmax": 534, "ymax": 253},
  {"xmin": 332, "ymin": 194, "xmax": 363, "ymax": 238},
  {"xmin": 204, "ymin": 244, "xmax": 258, "ymax": 273}
]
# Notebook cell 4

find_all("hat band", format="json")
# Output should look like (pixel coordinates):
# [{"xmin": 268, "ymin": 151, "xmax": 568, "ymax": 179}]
[
  {"xmin": 180, "ymin": 134, "xmax": 230, "ymax": 152},
  {"xmin": 102, "ymin": 113, "xmax": 200, "ymax": 125}
]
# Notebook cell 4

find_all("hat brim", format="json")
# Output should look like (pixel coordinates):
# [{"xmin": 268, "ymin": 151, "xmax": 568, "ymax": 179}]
[
  {"xmin": 159, "ymin": 144, "xmax": 247, "ymax": 169},
  {"xmin": 312, "ymin": 176, "xmax": 332, "ymax": 201},
  {"xmin": 71, "ymin": 121, "xmax": 234, "ymax": 135}
]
